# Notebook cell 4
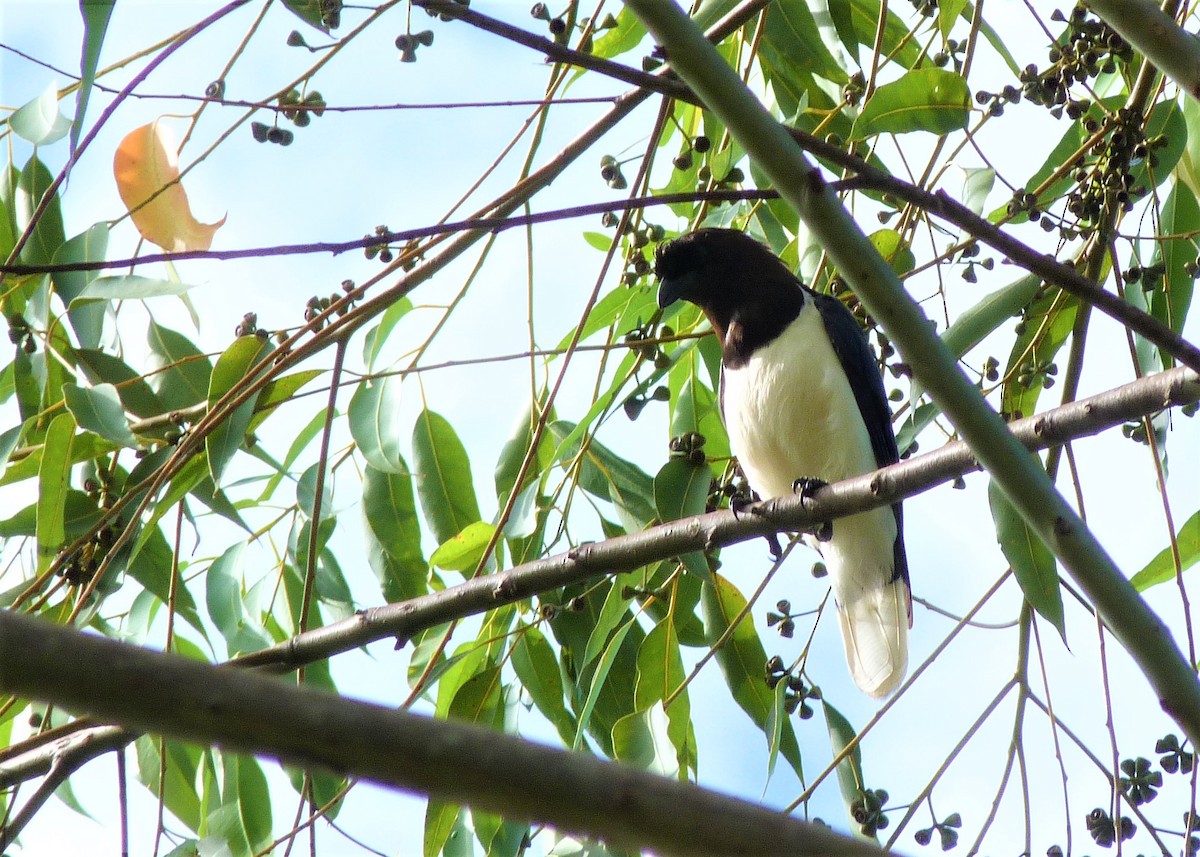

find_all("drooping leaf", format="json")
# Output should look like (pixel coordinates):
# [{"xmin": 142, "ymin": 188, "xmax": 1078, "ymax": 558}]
[
  {"xmin": 412, "ymin": 409, "xmax": 481, "ymax": 545},
  {"xmin": 51, "ymin": 223, "xmax": 109, "ymax": 350},
  {"xmin": 16, "ymin": 155, "xmax": 66, "ymax": 266},
  {"xmin": 852, "ymin": 68, "xmax": 971, "ymax": 140},
  {"xmin": 511, "ymin": 626, "xmax": 576, "ymax": 744},
  {"xmin": 348, "ymin": 370, "xmax": 406, "ymax": 473},
  {"xmin": 1131, "ymin": 507, "xmax": 1200, "ymax": 591},
  {"xmin": 824, "ymin": 701, "xmax": 870, "ymax": 836},
  {"xmin": 206, "ymin": 336, "xmax": 269, "ymax": 487},
  {"xmin": 206, "ymin": 753, "xmax": 272, "ymax": 857},
  {"xmin": 550, "ymin": 419, "xmax": 657, "ymax": 531},
  {"xmin": 36, "ymin": 413, "xmax": 74, "ymax": 574},
  {"xmin": 135, "ymin": 737, "xmax": 202, "ymax": 833},
  {"xmin": 62, "ymin": 382, "xmax": 138, "ymax": 447},
  {"xmin": 761, "ymin": 0, "xmax": 849, "ymax": 88},
  {"xmin": 702, "ymin": 573, "xmax": 804, "ymax": 778},
  {"xmin": 113, "ymin": 118, "xmax": 226, "ymax": 252},
  {"xmin": 147, "ymin": 321, "xmax": 213, "ymax": 411},
  {"xmin": 868, "ymin": 228, "xmax": 916, "ymax": 276},
  {"xmin": 205, "ymin": 541, "xmax": 272, "ymax": 656},
  {"xmin": 11, "ymin": 81, "xmax": 72, "ymax": 146},
  {"xmin": 653, "ymin": 458, "xmax": 712, "ymax": 579},
  {"xmin": 1143, "ymin": 181, "xmax": 1199, "ymax": 371},
  {"xmin": 988, "ymin": 479, "xmax": 1066, "ymax": 640},
  {"xmin": 74, "ymin": 1, "xmax": 116, "ymax": 156},
  {"xmin": 362, "ymin": 463, "xmax": 427, "ymax": 602}
]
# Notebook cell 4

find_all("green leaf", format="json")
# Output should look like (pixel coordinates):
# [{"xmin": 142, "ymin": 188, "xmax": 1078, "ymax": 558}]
[
  {"xmin": 987, "ymin": 479, "xmax": 1066, "ymax": 640},
  {"xmin": 826, "ymin": 0, "xmax": 859, "ymax": 64},
  {"xmin": 938, "ymin": 0, "xmax": 969, "ymax": 37},
  {"xmin": 424, "ymin": 801, "xmax": 461, "ymax": 857},
  {"xmin": 512, "ymin": 626, "xmax": 576, "ymax": 743},
  {"xmin": 853, "ymin": 68, "xmax": 971, "ymax": 139},
  {"xmin": 348, "ymin": 371, "xmax": 405, "ymax": 473},
  {"xmin": 634, "ymin": 617, "xmax": 695, "ymax": 775},
  {"xmin": 205, "ymin": 541, "xmax": 272, "ymax": 656},
  {"xmin": 961, "ymin": 167, "xmax": 995, "ymax": 218},
  {"xmin": 1144, "ymin": 181, "xmax": 1199, "ymax": 371},
  {"xmin": 430, "ymin": 521, "xmax": 497, "ymax": 573},
  {"xmin": 70, "ymin": 274, "xmax": 195, "ymax": 306},
  {"xmin": 554, "ymin": 283, "xmax": 656, "ymax": 352},
  {"xmin": 868, "ymin": 228, "xmax": 916, "ymax": 276},
  {"xmin": 573, "ymin": 616, "xmax": 637, "ymax": 750},
  {"xmin": 847, "ymin": 0, "xmax": 920, "ymax": 69},
  {"xmin": 135, "ymin": 738, "xmax": 202, "ymax": 833},
  {"xmin": 206, "ymin": 336, "xmax": 269, "ymax": 487},
  {"xmin": 550, "ymin": 420, "xmax": 657, "ymax": 531},
  {"xmin": 16, "ymin": 155, "xmax": 66, "ymax": 266},
  {"xmin": 36, "ymin": 413, "xmax": 74, "ymax": 574},
  {"xmin": 207, "ymin": 754, "xmax": 272, "ymax": 857},
  {"xmin": 612, "ymin": 704, "xmax": 678, "ymax": 775},
  {"xmin": 75, "ymin": 349, "xmax": 164, "ymax": 420},
  {"xmin": 412, "ymin": 409, "xmax": 481, "ymax": 545},
  {"xmin": 823, "ymin": 701, "xmax": 870, "ymax": 835},
  {"xmin": 147, "ymin": 321, "xmax": 212, "ymax": 410},
  {"xmin": 653, "ymin": 458, "xmax": 712, "ymax": 579},
  {"xmin": 362, "ymin": 463, "xmax": 427, "ymax": 602},
  {"xmin": 702, "ymin": 573, "xmax": 804, "ymax": 778},
  {"xmin": 1000, "ymin": 285, "xmax": 1078, "ymax": 421},
  {"xmin": 10, "ymin": 81, "xmax": 71, "ymax": 146},
  {"xmin": 761, "ymin": 0, "xmax": 849, "ymax": 87},
  {"xmin": 249, "ymin": 369, "xmax": 323, "ymax": 426},
  {"xmin": 362, "ymin": 297, "xmax": 413, "ymax": 371},
  {"xmin": 74, "ymin": 1, "xmax": 115, "ymax": 156},
  {"xmin": 62, "ymin": 382, "xmax": 138, "ymax": 447},
  {"xmin": 1131, "ymin": 507, "xmax": 1200, "ymax": 591},
  {"xmin": 590, "ymin": 7, "xmax": 644, "ymax": 60}
]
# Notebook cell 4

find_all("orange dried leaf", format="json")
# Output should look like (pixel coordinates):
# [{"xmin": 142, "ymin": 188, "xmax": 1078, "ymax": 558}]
[{"xmin": 113, "ymin": 119, "xmax": 225, "ymax": 252}]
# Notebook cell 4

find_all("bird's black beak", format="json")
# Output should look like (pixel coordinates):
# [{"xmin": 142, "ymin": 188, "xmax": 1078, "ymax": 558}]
[{"xmin": 656, "ymin": 276, "xmax": 686, "ymax": 309}]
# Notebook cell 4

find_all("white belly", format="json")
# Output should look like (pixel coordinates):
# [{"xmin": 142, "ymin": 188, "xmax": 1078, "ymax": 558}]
[{"xmin": 722, "ymin": 303, "xmax": 898, "ymax": 602}]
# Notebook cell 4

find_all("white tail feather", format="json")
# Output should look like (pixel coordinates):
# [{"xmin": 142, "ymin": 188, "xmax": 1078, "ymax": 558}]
[{"xmin": 836, "ymin": 578, "xmax": 910, "ymax": 698}]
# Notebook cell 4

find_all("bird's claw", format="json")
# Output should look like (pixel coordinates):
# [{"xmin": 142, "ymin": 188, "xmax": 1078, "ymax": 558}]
[
  {"xmin": 792, "ymin": 477, "xmax": 834, "ymax": 542},
  {"xmin": 729, "ymin": 492, "xmax": 781, "ymax": 559}
]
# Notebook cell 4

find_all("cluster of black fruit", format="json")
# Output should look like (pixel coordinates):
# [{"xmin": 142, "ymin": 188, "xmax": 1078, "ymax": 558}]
[
  {"xmin": 598, "ymin": 218, "xmax": 664, "ymax": 286},
  {"xmin": 764, "ymin": 654, "xmax": 820, "ymax": 719},
  {"xmin": 395, "ymin": 30, "xmax": 434, "ymax": 63},
  {"xmin": 852, "ymin": 788, "xmax": 892, "ymax": 837},
  {"xmin": 1085, "ymin": 808, "xmax": 1135, "ymax": 847},
  {"xmin": 6, "ymin": 313, "xmax": 34, "ymax": 354},
  {"xmin": 672, "ymin": 135, "xmax": 711, "ymax": 171},
  {"xmin": 668, "ymin": 431, "xmax": 706, "ymax": 465},
  {"xmin": 531, "ymin": 4, "xmax": 618, "ymax": 50},
  {"xmin": 303, "ymin": 280, "xmax": 357, "ymax": 330},
  {"xmin": 1066, "ymin": 106, "xmax": 1160, "ymax": 227},
  {"xmin": 1016, "ymin": 5, "xmax": 1133, "ymax": 112},
  {"xmin": 913, "ymin": 812, "xmax": 962, "ymax": 850}
]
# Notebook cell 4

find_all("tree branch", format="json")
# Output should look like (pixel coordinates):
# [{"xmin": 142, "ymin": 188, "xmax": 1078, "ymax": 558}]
[
  {"xmin": 0, "ymin": 610, "xmax": 884, "ymax": 857},
  {"xmin": 2, "ymin": 366, "xmax": 1195, "ymax": 794}
]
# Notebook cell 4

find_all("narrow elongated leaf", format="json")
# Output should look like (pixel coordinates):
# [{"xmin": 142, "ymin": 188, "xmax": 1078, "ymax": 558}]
[
  {"xmin": 824, "ymin": 701, "xmax": 870, "ymax": 836},
  {"xmin": 853, "ymin": 68, "xmax": 971, "ymax": 139},
  {"xmin": 988, "ymin": 479, "xmax": 1066, "ymax": 640},
  {"xmin": 511, "ymin": 626, "xmax": 576, "ymax": 743},
  {"xmin": 16, "ymin": 155, "xmax": 66, "ymax": 266},
  {"xmin": 348, "ymin": 371, "xmax": 405, "ymax": 473},
  {"xmin": 36, "ymin": 413, "xmax": 74, "ymax": 574},
  {"xmin": 63, "ymin": 382, "xmax": 138, "ymax": 447},
  {"xmin": 70, "ymin": 275, "xmax": 195, "ymax": 305},
  {"xmin": 702, "ymin": 573, "xmax": 804, "ymax": 777},
  {"xmin": 412, "ymin": 409, "xmax": 481, "ymax": 545},
  {"xmin": 362, "ymin": 463, "xmax": 427, "ymax": 602},
  {"xmin": 653, "ymin": 458, "xmax": 712, "ymax": 579},
  {"xmin": 135, "ymin": 737, "xmax": 201, "ymax": 833},
  {"xmin": 206, "ymin": 336, "xmax": 269, "ymax": 487},
  {"xmin": 74, "ymin": 1, "xmax": 116, "ymax": 156},
  {"xmin": 761, "ymin": 0, "xmax": 849, "ymax": 87},
  {"xmin": 52, "ymin": 223, "xmax": 109, "ymax": 350},
  {"xmin": 1131, "ymin": 507, "xmax": 1200, "ymax": 591},
  {"xmin": 207, "ymin": 754, "xmax": 272, "ymax": 857},
  {"xmin": 1145, "ymin": 182, "xmax": 1199, "ymax": 371}
]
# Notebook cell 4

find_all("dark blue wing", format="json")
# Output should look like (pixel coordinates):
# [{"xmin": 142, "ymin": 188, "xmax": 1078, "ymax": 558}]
[{"xmin": 809, "ymin": 290, "xmax": 909, "ymax": 586}]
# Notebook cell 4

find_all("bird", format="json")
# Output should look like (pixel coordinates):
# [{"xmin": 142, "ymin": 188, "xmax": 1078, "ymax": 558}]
[{"xmin": 654, "ymin": 228, "xmax": 910, "ymax": 698}]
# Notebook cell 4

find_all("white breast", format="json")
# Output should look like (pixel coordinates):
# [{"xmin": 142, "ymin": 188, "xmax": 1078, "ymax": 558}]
[{"xmin": 722, "ymin": 301, "xmax": 879, "ymax": 501}]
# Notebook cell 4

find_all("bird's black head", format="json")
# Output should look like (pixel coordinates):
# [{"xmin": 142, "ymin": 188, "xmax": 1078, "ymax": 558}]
[
  {"xmin": 654, "ymin": 228, "xmax": 807, "ymax": 363},
  {"xmin": 654, "ymin": 228, "xmax": 796, "ymax": 311}
]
